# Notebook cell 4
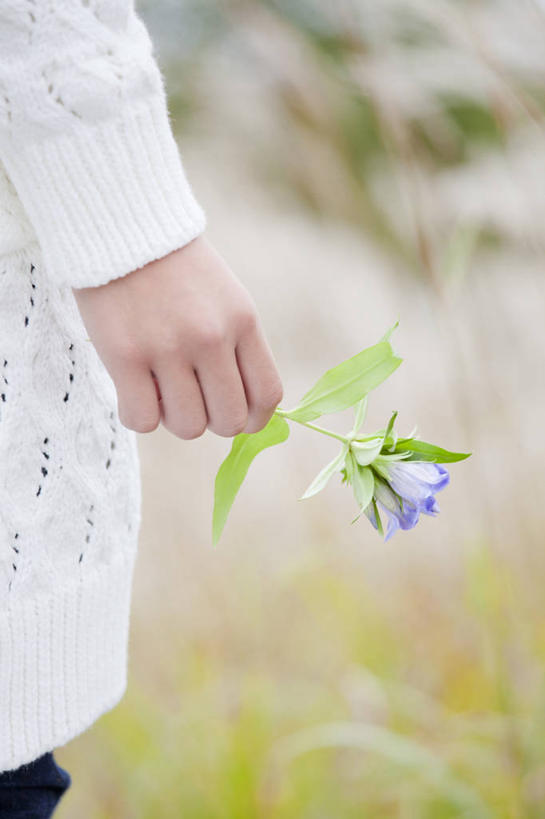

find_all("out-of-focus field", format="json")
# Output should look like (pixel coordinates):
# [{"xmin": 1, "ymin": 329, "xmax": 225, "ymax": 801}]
[{"xmin": 57, "ymin": 2, "xmax": 545, "ymax": 817}]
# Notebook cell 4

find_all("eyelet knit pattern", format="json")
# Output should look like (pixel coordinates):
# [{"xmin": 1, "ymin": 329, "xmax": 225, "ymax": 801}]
[
  {"xmin": 0, "ymin": 240, "xmax": 142, "ymax": 771},
  {"xmin": 0, "ymin": 1, "xmax": 206, "ymax": 771}
]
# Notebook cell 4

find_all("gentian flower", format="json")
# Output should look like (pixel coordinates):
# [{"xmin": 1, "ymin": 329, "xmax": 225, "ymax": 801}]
[
  {"xmin": 364, "ymin": 458, "xmax": 450, "ymax": 541},
  {"xmin": 374, "ymin": 459, "xmax": 449, "ymax": 505},
  {"xmin": 212, "ymin": 320, "xmax": 471, "ymax": 547}
]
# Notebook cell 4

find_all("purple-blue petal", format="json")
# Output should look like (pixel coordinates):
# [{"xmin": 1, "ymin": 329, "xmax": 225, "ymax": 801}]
[
  {"xmin": 421, "ymin": 496, "xmax": 440, "ymax": 515},
  {"xmin": 374, "ymin": 480, "xmax": 421, "ymax": 538},
  {"xmin": 397, "ymin": 499, "xmax": 420, "ymax": 529},
  {"xmin": 385, "ymin": 461, "xmax": 449, "ymax": 507},
  {"xmin": 382, "ymin": 506, "xmax": 400, "ymax": 541},
  {"xmin": 365, "ymin": 461, "xmax": 450, "ymax": 540}
]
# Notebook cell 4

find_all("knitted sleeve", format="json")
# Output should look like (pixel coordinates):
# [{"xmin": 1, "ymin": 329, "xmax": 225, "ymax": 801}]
[{"xmin": 0, "ymin": 1, "xmax": 206, "ymax": 289}]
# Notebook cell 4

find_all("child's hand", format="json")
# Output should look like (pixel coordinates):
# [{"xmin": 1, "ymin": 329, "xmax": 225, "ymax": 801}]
[{"xmin": 71, "ymin": 235, "xmax": 283, "ymax": 439}]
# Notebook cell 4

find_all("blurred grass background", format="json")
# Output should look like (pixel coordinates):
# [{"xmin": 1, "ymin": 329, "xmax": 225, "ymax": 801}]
[{"xmin": 57, "ymin": 1, "xmax": 545, "ymax": 816}]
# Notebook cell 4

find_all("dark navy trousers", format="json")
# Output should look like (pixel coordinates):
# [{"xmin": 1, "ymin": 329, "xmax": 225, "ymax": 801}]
[{"xmin": 0, "ymin": 752, "xmax": 71, "ymax": 817}]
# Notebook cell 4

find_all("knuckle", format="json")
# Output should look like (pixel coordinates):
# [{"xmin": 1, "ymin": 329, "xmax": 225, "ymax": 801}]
[
  {"xmin": 197, "ymin": 321, "xmax": 226, "ymax": 349},
  {"xmin": 271, "ymin": 379, "xmax": 284, "ymax": 406},
  {"xmin": 139, "ymin": 418, "xmax": 161, "ymax": 434},
  {"xmin": 179, "ymin": 420, "xmax": 208, "ymax": 440},
  {"xmin": 159, "ymin": 335, "xmax": 183, "ymax": 358},
  {"xmin": 235, "ymin": 304, "xmax": 258, "ymax": 335},
  {"xmin": 115, "ymin": 340, "xmax": 146, "ymax": 368},
  {"xmin": 120, "ymin": 409, "xmax": 160, "ymax": 434},
  {"xmin": 165, "ymin": 415, "xmax": 207, "ymax": 441},
  {"xmin": 243, "ymin": 415, "xmax": 264, "ymax": 434},
  {"xmin": 245, "ymin": 420, "xmax": 267, "ymax": 434},
  {"xmin": 260, "ymin": 378, "xmax": 284, "ymax": 409},
  {"xmin": 215, "ymin": 412, "xmax": 248, "ymax": 438}
]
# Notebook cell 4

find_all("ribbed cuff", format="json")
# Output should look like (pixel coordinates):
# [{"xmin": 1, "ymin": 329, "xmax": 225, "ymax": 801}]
[
  {"xmin": 1, "ymin": 93, "xmax": 206, "ymax": 290},
  {"xmin": 0, "ymin": 549, "xmax": 137, "ymax": 773}
]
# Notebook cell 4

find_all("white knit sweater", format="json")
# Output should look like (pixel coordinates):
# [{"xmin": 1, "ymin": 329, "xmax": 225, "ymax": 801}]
[{"xmin": 0, "ymin": 1, "xmax": 206, "ymax": 772}]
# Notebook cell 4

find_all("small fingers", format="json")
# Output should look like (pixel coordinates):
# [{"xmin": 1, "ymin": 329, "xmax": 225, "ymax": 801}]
[
  {"xmin": 235, "ymin": 321, "xmax": 283, "ymax": 434},
  {"xmin": 152, "ymin": 356, "xmax": 208, "ymax": 440},
  {"xmin": 195, "ymin": 344, "xmax": 249, "ymax": 437},
  {"xmin": 112, "ymin": 357, "xmax": 161, "ymax": 434}
]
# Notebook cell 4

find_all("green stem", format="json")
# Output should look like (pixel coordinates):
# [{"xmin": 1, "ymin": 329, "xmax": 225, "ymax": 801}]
[{"xmin": 274, "ymin": 408, "xmax": 348, "ymax": 443}]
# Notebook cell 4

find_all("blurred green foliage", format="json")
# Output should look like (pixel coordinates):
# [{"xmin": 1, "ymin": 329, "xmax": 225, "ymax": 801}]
[{"xmin": 58, "ymin": 540, "xmax": 545, "ymax": 818}]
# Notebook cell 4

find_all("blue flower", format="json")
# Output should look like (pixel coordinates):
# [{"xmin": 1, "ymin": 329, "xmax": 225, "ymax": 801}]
[
  {"xmin": 377, "ymin": 460, "xmax": 449, "ymax": 504},
  {"xmin": 364, "ymin": 460, "xmax": 450, "ymax": 541}
]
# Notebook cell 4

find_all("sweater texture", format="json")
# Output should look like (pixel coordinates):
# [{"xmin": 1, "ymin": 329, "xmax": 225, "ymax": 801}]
[{"xmin": 0, "ymin": 0, "xmax": 206, "ymax": 772}]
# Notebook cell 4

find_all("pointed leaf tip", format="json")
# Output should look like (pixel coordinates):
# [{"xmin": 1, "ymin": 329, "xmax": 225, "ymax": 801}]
[
  {"xmin": 286, "ymin": 341, "xmax": 402, "ymax": 423},
  {"xmin": 394, "ymin": 438, "xmax": 471, "ymax": 463},
  {"xmin": 380, "ymin": 319, "xmax": 400, "ymax": 344},
  {"xmin": 299, "ymin": 443, "xmax": 349, "ymax": 501}
]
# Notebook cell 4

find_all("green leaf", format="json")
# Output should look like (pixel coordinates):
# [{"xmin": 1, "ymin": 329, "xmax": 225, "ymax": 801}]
[
  {"xmin": 269, "ymin": 721, "xmax": 493, "ymax": 818},
  {"xmin": 299, "ymin": 443, "xmax": 349, "ymax": 500},
  {"xmin": 351, "ymin": 436, "xmax": 384, "ymax": 467},
  {"xmin": 352, "ymin": 464, "xmax": 375, "ymax": 511},
  {"xmin": 394, "ymin": 438, "xmax": 471, "ymax": 463},
  {"xmin": 382, "ymin": 410, "xmax": 399, "ymax": 450},
  {"xmin": 343, "ymin": 450, "xmax": 356, "ymax": 484},
  {"xmin": 350, "ymin": 396, "xmax": 368, "ymax": 437},
  {"xmin": 372, "ymin": 497, "xmax": 384, "ymax": 537},
  {"xmin": 373, "ymin": 452, "xmax": 412, "ymax": 463},
  {"xmin": 212, "ymin": 414, "xmax": 290, "ymax": 545},
  {"xmin": 285, "ymin": 340, "xmax": 402, "ymax": 423},
  {"xmin": 380, "ymin": 318, "xmax": 399, "ymax": 344}
]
